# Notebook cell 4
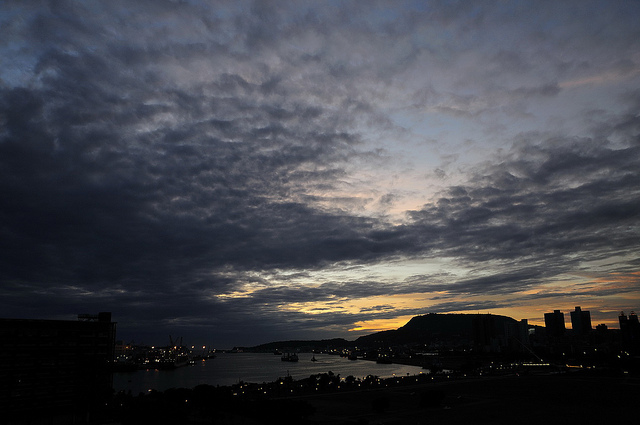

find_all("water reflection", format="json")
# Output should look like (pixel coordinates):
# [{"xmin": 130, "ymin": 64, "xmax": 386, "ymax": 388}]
[{"xmin": 114, "ymin": 352, "xmax": 425, "ymax": 394}]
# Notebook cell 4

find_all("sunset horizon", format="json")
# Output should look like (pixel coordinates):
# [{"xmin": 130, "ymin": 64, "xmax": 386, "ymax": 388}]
[{"xmin": 2, "ymin": 0, "xmax": 639, "ymax": 349}]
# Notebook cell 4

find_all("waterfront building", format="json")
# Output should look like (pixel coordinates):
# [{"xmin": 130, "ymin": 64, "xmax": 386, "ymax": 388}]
[
  {"xmin": 0, "ymin": 312, "xmax": 116, "ymax": 423},
  {"xmin": 570, "ymin": 306, "xmax": 592, "ymax": 335},
  {"xmin": 544, "ymin": 310, "xmax": 566, "ymax": 338}
]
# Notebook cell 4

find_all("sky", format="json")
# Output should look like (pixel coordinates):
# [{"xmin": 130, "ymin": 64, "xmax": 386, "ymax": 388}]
[{"xmin": 1, "ymin": 0, "xmax": 639, "ymax": 348}]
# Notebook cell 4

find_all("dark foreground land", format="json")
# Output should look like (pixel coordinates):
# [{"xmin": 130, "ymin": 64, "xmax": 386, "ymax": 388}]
[
  {"xmin": 103, "ymin": 371, "xmax": 637, "ymax": 425},
  {"xmin": 297, "ymin": 373, "xmax": 637, "ymax": 424}
]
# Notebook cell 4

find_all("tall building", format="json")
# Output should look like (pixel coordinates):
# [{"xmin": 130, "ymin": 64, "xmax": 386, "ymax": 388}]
[
  {"xmin": 619, "ymin": 311, "xmax": 640, "ymax": 352},
  {"xmin": 570, "ymin": 306, "xmax": 592, "ymax": 335},
  {"xmin": 544, "ymin": 310, "xmax": 566, "ymax": 338},
  {"xmin": 0, "ymin": 312, "xmax": 116, "ymax": 423}
]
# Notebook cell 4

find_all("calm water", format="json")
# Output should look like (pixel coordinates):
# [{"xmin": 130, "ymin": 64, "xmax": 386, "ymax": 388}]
[{"xmin": 113, "ymin": 352, "xmax": 426, "ymax": 394}]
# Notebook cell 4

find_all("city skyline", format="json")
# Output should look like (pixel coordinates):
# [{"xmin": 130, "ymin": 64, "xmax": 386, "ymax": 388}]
[{"xmin": 1, "ymin": 1, "xmax": 639, "ymax": 348}]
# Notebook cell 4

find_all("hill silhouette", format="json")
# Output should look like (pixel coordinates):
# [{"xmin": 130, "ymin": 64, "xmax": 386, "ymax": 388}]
[
  {"xmin": 248, "ymin": 338, "xmax": 352, "ymax": 352},
  {"xmin": 355, "ymin": 313, "xmax": 519, "ymax": 346},
  {"xmin": 249, "ymin": 313, "xmax": 522, "ymax": 350}
]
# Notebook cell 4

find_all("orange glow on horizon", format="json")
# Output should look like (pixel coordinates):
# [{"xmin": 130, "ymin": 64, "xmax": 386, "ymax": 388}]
[{"xmin": 349, "ymin": 315, "xmax": 415, "ymax": 333}]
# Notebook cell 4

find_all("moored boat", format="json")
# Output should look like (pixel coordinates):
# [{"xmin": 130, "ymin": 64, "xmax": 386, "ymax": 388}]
[
  {"xmin": 281, "ymin": 352, "xmax": 299, "ymax": 362},
  {"xmin": 376, "ymin": 354, "xmax": 392, "ymax": 364}
]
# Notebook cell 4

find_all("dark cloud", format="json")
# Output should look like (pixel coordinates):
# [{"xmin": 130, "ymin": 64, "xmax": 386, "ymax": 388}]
[
  {"xmin": 1, "ymin": 0, "xmax": 639, "ymax": 346},
  {"xmin": 407, "ymin": 137, "xmax": 640, "ymax": 261}
]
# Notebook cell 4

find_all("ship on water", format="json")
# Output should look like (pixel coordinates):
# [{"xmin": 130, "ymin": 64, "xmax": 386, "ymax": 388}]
[
  {"xmin": 115, "ymin": 336, "xmax": 212, "ymax": 370},
  {"xmin": 376, "ymin": 354, "xmax": 392, "ymax": 364},
  {"xmin": 281, "ymin": 352, "xmax": 299, "ymax": 362}
]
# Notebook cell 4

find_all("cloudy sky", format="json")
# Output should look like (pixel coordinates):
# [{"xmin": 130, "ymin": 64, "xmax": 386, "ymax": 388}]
[{"xmin": 2, "ymin": 0, "xmax": 639, "ymax": 347}]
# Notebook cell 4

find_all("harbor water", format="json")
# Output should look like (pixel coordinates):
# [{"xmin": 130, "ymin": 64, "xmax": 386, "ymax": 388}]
[{"xmin": 113, "ymin": 352, "xmax": 426, "ymax": 394}]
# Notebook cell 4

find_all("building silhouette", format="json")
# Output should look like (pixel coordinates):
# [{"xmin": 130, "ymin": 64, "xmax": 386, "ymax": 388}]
[
  {"xmin": 544, "ymin": 310, "xmax": 566, "ymax": 338},
  {"xmin": 472, "ymin": 315, "xmax": 530, "ymax": 353},
  {"xmin": 619, "ymin": 311, "xmax": 640, "ymax": 353},
  {"xmin": 0, "ymin": 312, "xmax": 116, "ymax": 423},
  {"xmin": 570, "ymin": 306, "xmax": 592, "ymax": 335}
]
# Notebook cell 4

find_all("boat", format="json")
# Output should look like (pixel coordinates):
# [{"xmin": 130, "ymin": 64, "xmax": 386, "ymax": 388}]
[
  {"xmin": 281, "ymin": 352, "xmax": 299, "ymax": 362},
  {"xmin": 376, "ymin": 355, "xmax": 392, "ymax": 364},
  {"xmin": 157, "ymin": 354, "xmax": 190, "ymax": 369},
  {"xmin": 311, "ymin": 355, "xmax": 317, "ymax": 362}
]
